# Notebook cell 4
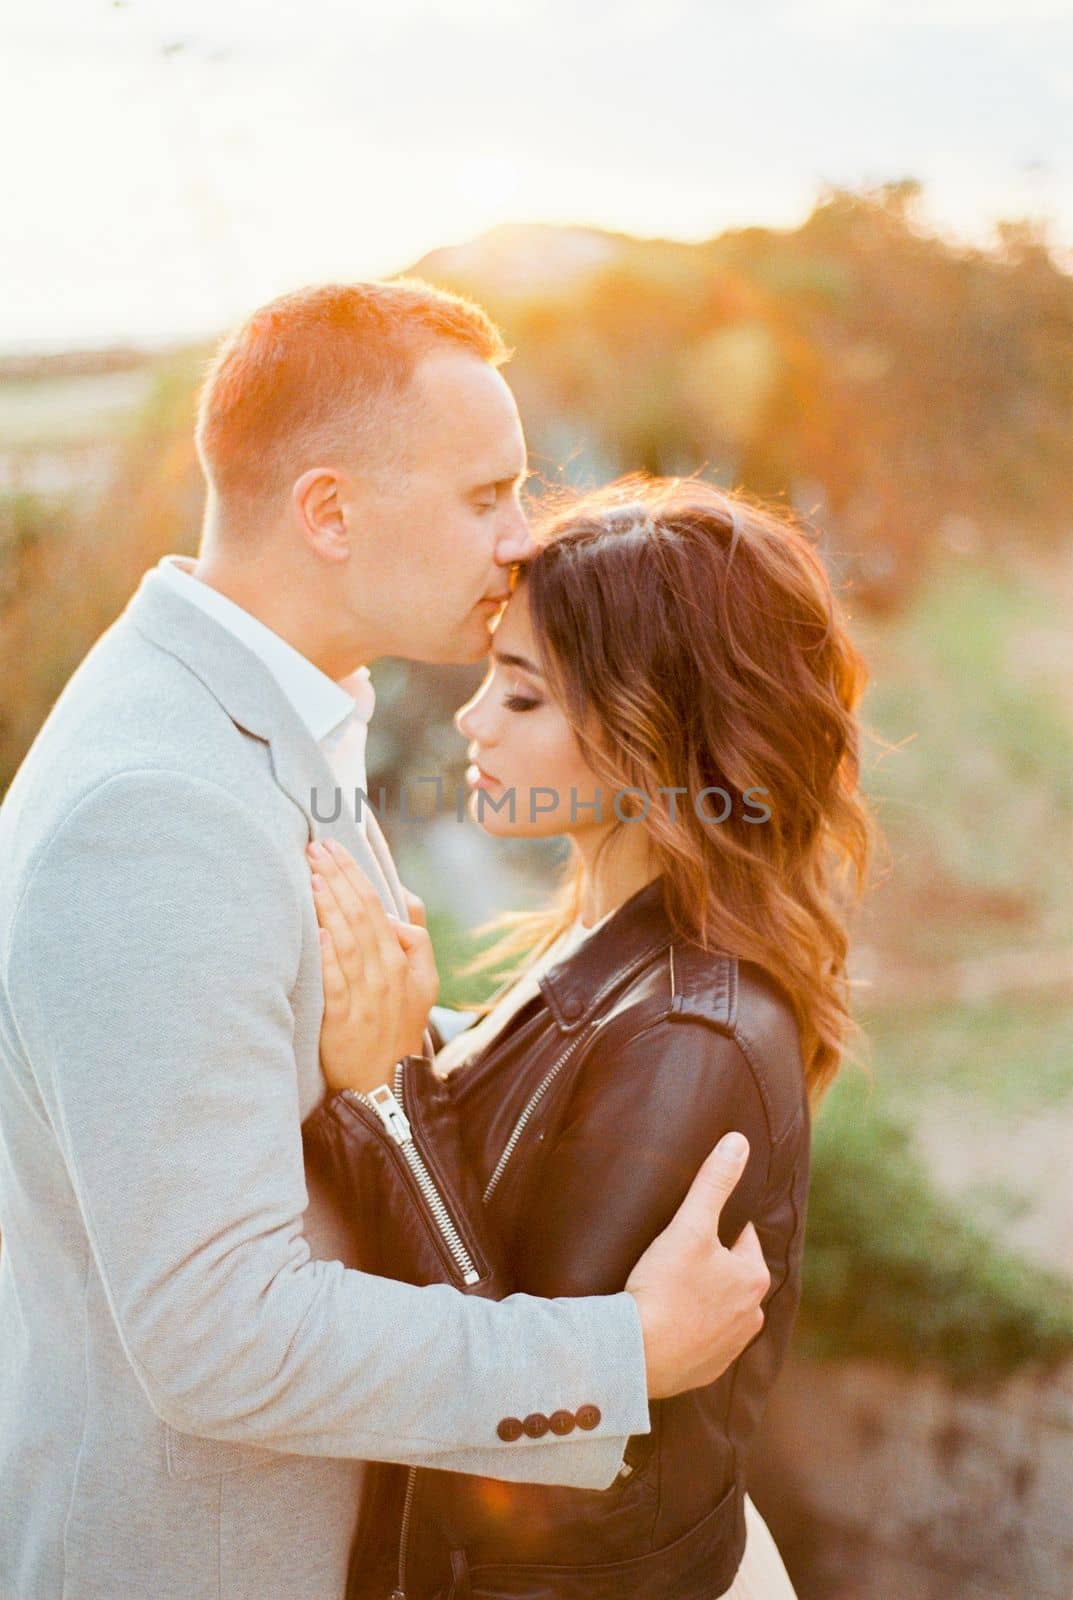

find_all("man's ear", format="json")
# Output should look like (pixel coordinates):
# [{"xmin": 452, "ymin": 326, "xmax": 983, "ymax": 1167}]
[{"xmin": 292, "ymin": 468, "xmax": 351, "ymax": 563}]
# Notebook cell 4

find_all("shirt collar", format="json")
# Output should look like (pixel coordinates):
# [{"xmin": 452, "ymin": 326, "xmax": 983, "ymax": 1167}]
[{"xmin": 156, "ymin": 555, "xmax": 373, "ymax": 743}]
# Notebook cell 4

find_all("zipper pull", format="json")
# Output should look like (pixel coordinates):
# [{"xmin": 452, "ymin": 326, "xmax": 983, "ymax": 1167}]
[{"xmin": 367, "ymin": 1084, "xmax": 413, "ymax": 1145}]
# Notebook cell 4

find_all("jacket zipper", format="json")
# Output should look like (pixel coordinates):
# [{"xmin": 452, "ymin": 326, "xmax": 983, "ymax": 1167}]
[
  {"xmin": 389, "ymin": 1027, "xmax": 593, "ymax": 1595},
  {"xmin": 345, "ymin": 1065, "xmax": 483, "ymax": 1600},
  {"xmin": 344, "ymin": 1063, "xmax": 482, "ymax": 1287},
  {"xmin": 390, "ymin": 1460, "xmax": 417, "ymax": 1600}
]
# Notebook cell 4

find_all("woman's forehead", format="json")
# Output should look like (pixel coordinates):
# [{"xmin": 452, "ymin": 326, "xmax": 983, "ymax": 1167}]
[{"xmin": 489, "ymin": 591, "xmax": 543, "ymax": 674}]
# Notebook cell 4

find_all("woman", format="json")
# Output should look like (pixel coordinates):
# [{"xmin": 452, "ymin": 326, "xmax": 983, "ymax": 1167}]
[{"xmin": 303, "ymin": 476, "xmax": 873, "ymax": 1599}]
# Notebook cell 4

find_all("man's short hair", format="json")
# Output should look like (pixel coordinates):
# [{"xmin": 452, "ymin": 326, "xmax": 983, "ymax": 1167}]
[{"xmin": 195, "ymin": 278, "xmax": 509, "ymax": 512}]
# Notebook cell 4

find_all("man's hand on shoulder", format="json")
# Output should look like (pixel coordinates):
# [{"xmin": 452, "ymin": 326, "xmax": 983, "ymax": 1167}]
[{"xmin": 625, "ymin": 1133, "xmax": 770, "ymax": 1399}]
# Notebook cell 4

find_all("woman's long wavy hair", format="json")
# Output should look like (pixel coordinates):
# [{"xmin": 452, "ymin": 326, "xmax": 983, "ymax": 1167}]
[{"xmin": 466, "ymin": 474, "xmax": 877, "ymax": 1105}]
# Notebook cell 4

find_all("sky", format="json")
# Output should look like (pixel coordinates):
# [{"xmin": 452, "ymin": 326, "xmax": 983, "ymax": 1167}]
[{"xmin": 1, "ymin": 0, "xmax": 1070, "ymax": 352}]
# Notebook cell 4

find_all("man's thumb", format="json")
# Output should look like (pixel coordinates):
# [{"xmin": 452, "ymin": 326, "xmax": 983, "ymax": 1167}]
[{"xmin": 674, "ymin": 1132, "xmax": 751, "ymax": 1237}]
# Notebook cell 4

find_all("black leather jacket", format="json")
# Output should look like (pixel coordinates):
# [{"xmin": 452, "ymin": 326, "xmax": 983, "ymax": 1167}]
[{"xmin": 303, "ymin": 876, "xmax": 810, "ymax": 1600}]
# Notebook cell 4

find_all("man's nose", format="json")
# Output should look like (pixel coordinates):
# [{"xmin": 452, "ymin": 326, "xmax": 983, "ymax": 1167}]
[{"xmin": 496, "ymin": 509, "xmax": 538, "ymax": 565}]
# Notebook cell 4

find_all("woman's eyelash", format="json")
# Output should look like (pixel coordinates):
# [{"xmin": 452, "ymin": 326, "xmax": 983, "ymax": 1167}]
[{"xmin": 503, "ymin": 693, "xmax": 541, "ymax": 713}]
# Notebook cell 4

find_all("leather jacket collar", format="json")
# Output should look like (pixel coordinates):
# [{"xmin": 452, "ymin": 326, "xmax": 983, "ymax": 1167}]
[
  {"xmin": 537, "ymin": 877, "xmax": 672, "ymax": 1033},
  {"xmin": 538, "ymin": 875, "xmax": 738, "ymax": 1041}
]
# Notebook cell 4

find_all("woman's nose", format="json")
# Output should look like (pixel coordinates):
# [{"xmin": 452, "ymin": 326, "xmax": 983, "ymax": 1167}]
[
  {"xmin": 454, "ymin": 688, "xmax": 502, "ymax": 748},
  {"xmin": 454, "ymin": 695, "xmax": 484, "ymax": 740}
]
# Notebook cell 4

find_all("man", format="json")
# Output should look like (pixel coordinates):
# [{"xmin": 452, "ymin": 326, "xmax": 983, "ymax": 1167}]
[{"xmin": 0, "ymin": 281, "xmax": 769, "ymax": 1599}]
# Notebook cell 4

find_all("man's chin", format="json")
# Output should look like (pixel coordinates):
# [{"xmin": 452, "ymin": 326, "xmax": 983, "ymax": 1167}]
[
  {"xmin": 459, "ymin": 635, "xmax": 493, "ymax": 664},
  {"xmin": 398, "ymin": 614, "xmax": 494, "ymax": 667},
  {"xmin": 445, "ymin": 622, "xmax": 496, "ymax": 665}
]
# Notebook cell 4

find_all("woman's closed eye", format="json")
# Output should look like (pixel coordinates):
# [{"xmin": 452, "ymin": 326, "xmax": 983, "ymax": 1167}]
[{"xmin": 503, "ymin": 691, "xmax": 541, "ymax": 713}]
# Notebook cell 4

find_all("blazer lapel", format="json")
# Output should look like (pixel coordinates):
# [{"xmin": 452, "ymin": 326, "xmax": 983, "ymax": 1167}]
[
  {"xmin": 363, "ymin": 808, "xmax": 408, "ymax": 915},
  {"xmin": 125, "ymin": 562, "xmax": 402, "ymax": 917}
]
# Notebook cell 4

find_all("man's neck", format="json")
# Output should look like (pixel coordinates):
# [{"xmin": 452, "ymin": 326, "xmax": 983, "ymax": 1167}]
[{"xmin": 190, "ymin": 551, "xmax": 369, "ymax": 681}]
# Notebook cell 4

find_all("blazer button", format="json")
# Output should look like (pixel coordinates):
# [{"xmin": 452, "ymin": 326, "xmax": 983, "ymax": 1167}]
[
  {"xmin": 575, "ymin": 1404, "xmax": 602, "ymax": 1431},
  {"xmin": 549, "ymin": 1409, "xmax": 575, "ymax": 1436},
  {"xmin": 496, "ymin": 1417, "xmax": 524, "ymax": 1442},
  {"xmin": 522, "ymin": 1412, "xmax": 550, "ymax": 1438}
]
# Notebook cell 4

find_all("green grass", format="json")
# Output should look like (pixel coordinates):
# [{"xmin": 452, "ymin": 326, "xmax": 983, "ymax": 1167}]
[
  {"xmin": 858, "ymin": 993, "xmax": 1073, "ymax": 1116},
  {"xmin": 857, "ymin": 557, "xmax": 1073, "ymax": 961},
  {"xmin": 424, "ymin": 905, "xmax": 516, "ymax": 1011},
  {"xmin": 802, "ymin": 1072, "xmax": 1073, "ymax": 1382}
]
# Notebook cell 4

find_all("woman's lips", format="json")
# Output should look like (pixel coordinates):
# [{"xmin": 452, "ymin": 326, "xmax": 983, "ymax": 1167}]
[{"xmin": 465, "ymin": 762, "xmax": 501, "ymax": 792}]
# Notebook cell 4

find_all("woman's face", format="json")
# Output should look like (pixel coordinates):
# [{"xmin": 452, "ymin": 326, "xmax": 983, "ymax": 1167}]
[{"xmin": 453, "ymin": 586, "xmax": 606, "ymax": 839}]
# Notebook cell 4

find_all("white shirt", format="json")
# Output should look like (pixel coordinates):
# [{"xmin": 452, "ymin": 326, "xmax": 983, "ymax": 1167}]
[
  {"xmin": 433, "ymin": 910, "xmax": 614, "ymax": 1078},
  {"xmin": 156, "ymin": 556, "xmax": 376, "ymax": 822}
]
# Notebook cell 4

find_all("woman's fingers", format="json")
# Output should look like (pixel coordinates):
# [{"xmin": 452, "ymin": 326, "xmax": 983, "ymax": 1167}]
[
  {"xmin": 318, "ymin": 925, "xmax": 350, "ymax": 1014},
  {"xmin": 323, "ymin": 844, "xmax": 394, "ymax": 934},
  {"xmin": 309, "ymin": 840, "xmax": 436, "ymax": 1092},
  {"xmin": 310, "ymin": 843, "xmax": 429, "ymax": 1040},
  {"xmin": 322, "ymin": 840, "xmax": 406, "ymax": 977},
  {"xmin": 313, "ymin": 883, "xmax": 370, "ymax": 1004},
  {"xmin": 308, "ymin": 843, "xmax": 412, "ymax": 1042},
  {"xmin": 393, "ymin": 920, "xmax": 439, "ymax": 1003},
  {"xmin": 317, "ymin": 924, "xmax": 377, "ymax": 1095},
  {"xmin": 402, "ymin": 888, "xmax": 427, "ymax": 928},
  {"xmin": 310, "ymin": 869, "xmax": 358, "ymax": 956},
  {"xmin": 317, "ymin": 838, "xmax": 373, "ymax": 900},
  {"xmin": 310, "ymin": 865, "xmax": 381, "ymax": 1003},
  {"xmin": 391, "ymin": 920, "xmax": 440, "ymax": 1053},
  {"xmin": 309, "ymin": 843, "xmax": 378, "ymax": 946}
]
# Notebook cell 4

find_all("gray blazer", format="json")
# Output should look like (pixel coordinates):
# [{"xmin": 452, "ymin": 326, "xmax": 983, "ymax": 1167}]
[{"xmin": 0, "ymin": 564, "xmax": 650, "ymax": 1600}]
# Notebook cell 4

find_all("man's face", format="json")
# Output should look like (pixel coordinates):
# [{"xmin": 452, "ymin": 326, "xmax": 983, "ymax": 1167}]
[{"xmin": 340, "ymin": 348, "xmax": 536, "ymax": 664}]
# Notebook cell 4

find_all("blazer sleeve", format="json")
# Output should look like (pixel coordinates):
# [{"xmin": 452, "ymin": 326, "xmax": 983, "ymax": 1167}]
[
  {"xmin": 5, "ymin": 771, "xmax": 650, "ymax": 1486},
  {"xmin": 508, "ymin": 1015, "xmax": 773, "ymax": 1301}
]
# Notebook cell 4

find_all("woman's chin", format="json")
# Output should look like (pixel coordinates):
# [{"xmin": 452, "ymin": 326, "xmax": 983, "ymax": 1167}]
[
  {"xmin": 462, "ymin": 793, "xmax": 521, "ymax": 838},
  {"xmin": 469, "ymin": 802, "xmax": 520, "ymax": 838},
  {"xmin": 464, "ymin": 783, "xmax": 573, "ymax": 840}
]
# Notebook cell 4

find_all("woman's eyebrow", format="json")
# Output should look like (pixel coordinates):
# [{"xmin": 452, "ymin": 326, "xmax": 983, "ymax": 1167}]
[{"xmin": 492, "ymin": 649, "xmax": 545, "ymax": 679}]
